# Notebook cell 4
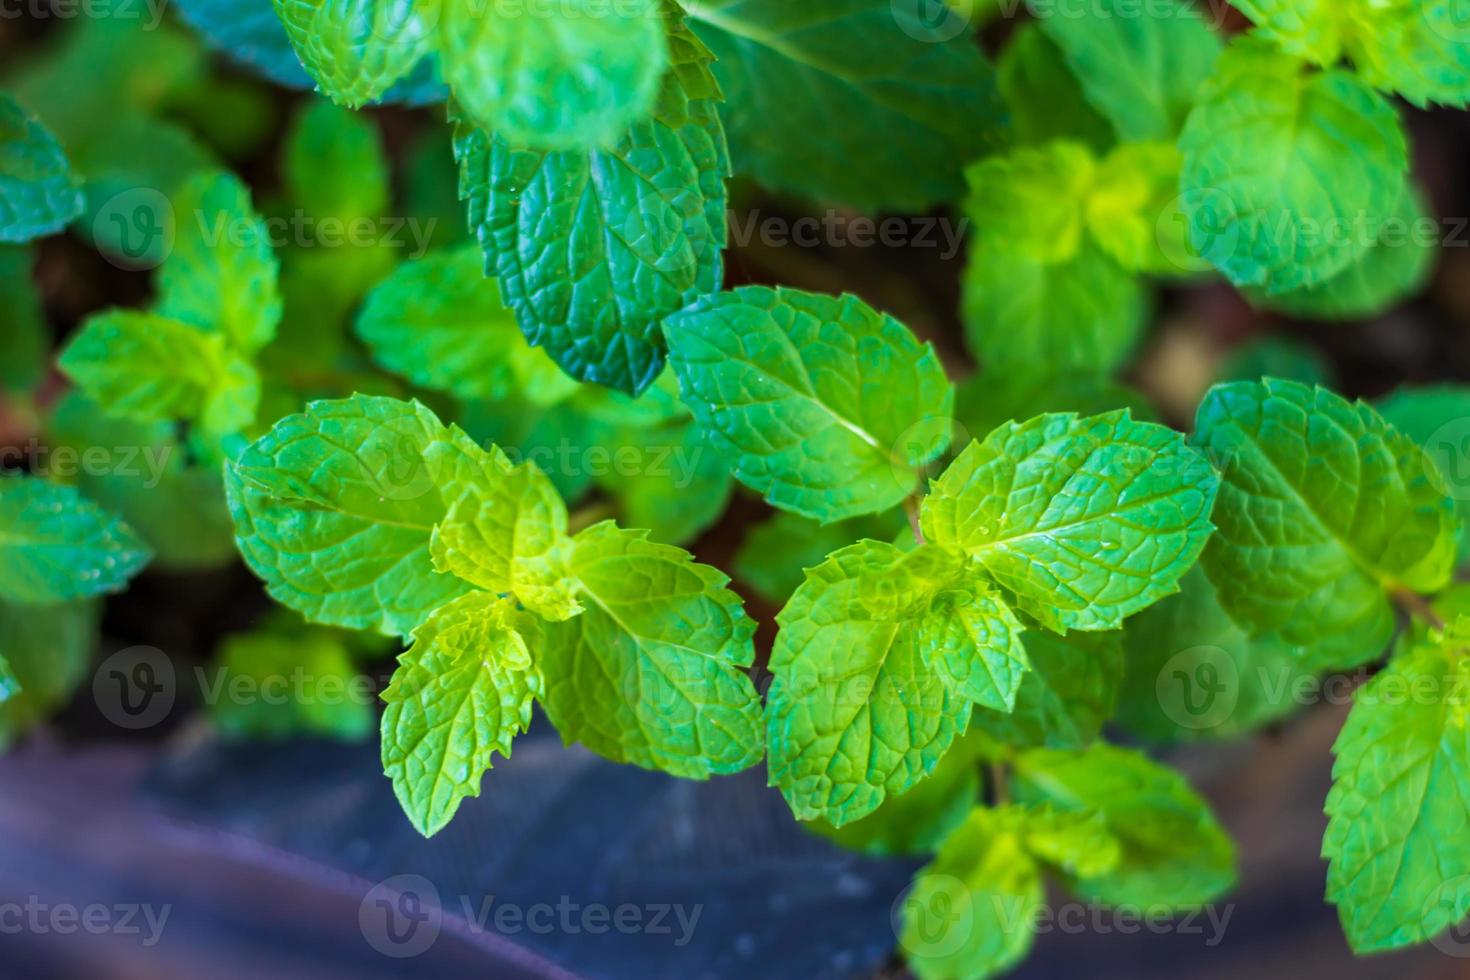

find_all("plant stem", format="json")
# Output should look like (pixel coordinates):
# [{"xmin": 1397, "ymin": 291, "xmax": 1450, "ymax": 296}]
[
  {"xmin": 987, "ymin": 761, "xmax": 1010, "ymax": 806},
  {"xmin": 568, "ymin": 502, "xmax": 615, "ymax": 536},
  {"xmin": 1392, "ymin": 587, "xmax": 1446, "ymax": 632},
  {"xmin": 903, "ymin": 494, "xmax": 925, "ymax": 545}
]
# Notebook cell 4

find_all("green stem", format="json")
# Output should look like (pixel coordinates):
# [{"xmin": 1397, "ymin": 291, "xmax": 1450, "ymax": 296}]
[
  {"xmin": 568, "ymin": 502, "xmax": 615, "ymax": 536},
  {"xmin": 987, "ymin": 761, "xmax": 1010, "ymax": 807},
  {"xmin": 903, "ymin": 494, "xmax": 925, "ymax": 546}
]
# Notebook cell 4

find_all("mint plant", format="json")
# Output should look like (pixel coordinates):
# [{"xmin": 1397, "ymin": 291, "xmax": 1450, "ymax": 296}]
[{"xmin": 5, "ymin": 0, "xmax": 1470, "ymax": 976}]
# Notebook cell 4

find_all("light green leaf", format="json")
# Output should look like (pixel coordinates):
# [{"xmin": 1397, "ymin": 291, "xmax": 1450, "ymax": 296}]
[
  {"xmin": 225, "ymin": 395, "xmax": 476, "ymax": 637},
  {"xmin": 0, "ymin": 92, "xmax": 83, "ymax": 243},
  {"xmin": 1116, "ymin": 566, "xmax": 1313, "ymax": 742},
  {"xmin": 805, "ymin": 731, "xmax": 987, "ymax": 857},
  {"xmin": 1250, "ymin": 179, "xmax": 1437, "ymax": 319},
  {"xmin": 1020, "ymin": 804, "xmax": 1123, "ymax": 880},
  {"xmin": 962, "ymin": 237, "xmax": 1147, "ymax": 378},
  {"xmin": 899, "ymin": 806, "xmax": 1043, "ymax": 980},
  {"xmin": 439, "ymin": 0, "xmax": 667, "ymax": 149},
  {"xmin": 966, "ymin": 141, "xmax": 1097, "ymax": 263},
  {"xmin": 356, "ymin": 243, "xmax": 572, "ymax": 402},
  {"xmin": 1087, "ymin": 141, "xmax": 1193, "ymax": 276},
  {"xmin": 765, "ymin": 541, "xmax": 1024, "ymax": 825},
  {"xmin": 59, "ymin": 310, "xmax": 260, "ymax": 434},
  {"xmin": 732, "ymin": 509, "xmax": 906, "ymax": 605},
  {"xmin": 997, "ymin": 25, "xmax": 1114, "ymax": 153},
  {"xmin": 1234, "ymin": 0, "xmax": 1470, "ymax": 107},
  {"xmin": 157, "ymin": 170, "xmax": 282, "ymax": 353},
  {"xmin": 0, "ymin": 598, "xmax": 97, "ymax": 745},
  {"xmin": 665, "ymin": 286, "xmax": 953, "ymax": 522},
  {"xmin": 1324, "ymin": 618, "xmax": 1470, "ymax": 952},
  {"xmin": 1378, "ymin": 383, "xmax": 1470, "ymax": 566},
  {"xmin": 430, "ymin": 450, "xmax": 582, "ymax": 622},
  {"xmin": 453, "ymin": 9, "xmax": 727, "ymax": 394},
  {"xmin": 382, "ymin": 592, "xmax": 541, "ymax": 836},
  {"xmin": 272, "ymin": 0, "xmax": 436, "ymax": 107},
  {"xmin": 46, "ymin": 391, "xmax": 238, "ymax": 572},
  {"xmin": 971, "ymin": 630, "xmax": 1124, "ymax": 750},
  {"xmin": 211, "ymin": 621, "xmax": 373, "ymax": 741},
  {"xmin": 682, "ymin": 0, "xmax": 1007, "ymax": 211},
  {"xmin": 0, "ymin": 245, "xmax": 46, "ymax": 393},
  {"xmin": 537, "ymin": 522, "xmax": 763, "ymax": 777},
  {"xmin": 0, "ymin": 476, "xmax": 151, "ymax": 604},
  {"xmin": 1192, "ymin": 379, "xmax": 1459, "ymax": 670},
  {"xmin": 1178, "ymin": 38, "xmax": 1408, "ymax": 294},
  {"xmin": 1013, "ymin": 742, "xmax": 1236, "ymax": 907},
  {"xmin": 922, "ymin": 411, "xmax": 1218, "ymax": 633},
  {"xmin": 284, "ymin": 99, "xmax": 389, "ymax": 220},
  {"xmin": 594, "ymin": 408, "xmax": 734, "ymax": 547},
  {"xmin": 1034, "ymin": 0, "xmax": 1222, "ymax": 141}
]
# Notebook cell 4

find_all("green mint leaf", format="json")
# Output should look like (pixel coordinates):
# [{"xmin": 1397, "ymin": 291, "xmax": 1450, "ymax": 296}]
[
  {"xmin": 356, "ymin": 243, "xmax": 571, "ymax": 402},
  {"xmin": 46, "ymin": 391, "xmax": 239, "ymax": 572},
  {"xmin": 962, "ymin": 143, "xmax": 1147, "ymax": 375},
  {"xmin": 1378, "ymin": 383, "xmax": 1470, "ymax": 566},
  {"xmin": 900, "ymin": 805, "xmax": 1043, "ymax": 980},
  {"xmin": 211, "ymin": 621, "xmax": 373, "ymax": 742},
  {"xmin": 1116, "ymin": 566, "xmax": 1314, "ymax": 742},
  {"xmin": 733, "ymin": 509, "xmax": 907, "ymax": 605},
  {"xmin": 0, "ymin": 598, "xmax": 97, "ymax": 746},
  {"xmin": 954, "ymin": 372, "xmax": 1157, "ymax": 444},
  {"xmin": 1191, "ymin": 379, "xmax": 1459, "ymax": 670},
  {"xmin": 453, "ymin": 9, "xmax": 727, "ymax": 394},
  {"xmin": 0, "ymin": 92, "xmax": 83, "ymax": 243},
  {"xmin": 59, "ymin": 310, "xmax": 261, "ymax": 434},
  {"xmin": 1217, "ymin": 336, "xmax": 1333, "ymax": 387},
  {"xmin": 0, "ymin": 246, "xmax": 47, "ymax": 393},
  {"xmin": 439, "ymin": 0, "xmax": 667, "ymax": 149},
  {"xmin": 537, "ymin": 521, "xmax": 763, "ymax": 777},
  {"xmin": 283, "ymin": 99, "xmax": 389, "ymax": 221},
  {"xmin": 430, "ymin": 449, "xmax": 582, "ymax": 622},
  {"xmin": 1087, "ymin": 141, "xmax": 1193, "ymax": 276},
  {"xmin": 1248, "ymin": 179, "xmax": 1437, "ymax": 319},
  {"xmin": 381, "ymin": 592, "xmax": 541, "ymax": 836},
  {"xmin": 272, "ymin": 0, "xmax": 435, "ymax": 107},
  {"xmin": 1033, "ymin": 0, "xmax": 1222, "ymax": 141},
  {"xmin": 226, "ymin": 395, "xmax": 477, "ymax": 637},
  {"xmin": 922, "ymin": 411, "xmax": 1218, "ymax": 633},
  {"xmin": 765, "ymin": 541, "xmax": 1027, "ymax": 825},
  {"xmin": 997, "ymin": 25, "xmax": 1114, "ymax": 153},
  {"xmin": 1020, "ymin": 804, "xmax": 1124, "ymax": 880},
  {"xmin": 0, "ymin": 475, "xmax": 151, "ymax": 603},
  {"xmin": 805, "ymin": 732, "xmax": 988, "ymax": 857},
  {"xmin": 971, "ymin": 630, "xmax": 1124, "ymax": 751},
  {"xmin": 1324, "ymin": 618, "xmax": 1470, "ymax": 951},
  {"xmin": 665, "ymin": 286, "xmax": 954, "ymax": 522},
  {"xmin": 1013, "ymin": 742, "xmax": 1236, "ymax": 907},
  {"xmin": 157, "ymin": 171, "xmax": 283, "ymax": 354},
  {"xmin": 1178, "ymin": 38, "xmax": 1408, "ymax": 294},
  {"xmin": 0, "ymin": 653, "xmax": 18, "ymax": 704},
  {"xmin": 1235, "ymin": 0, "xmax": 1470, "ymax": 108},
  {"xmin": 682, "ymin": 0, "xmax": 1006, "ymax": 211}
]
